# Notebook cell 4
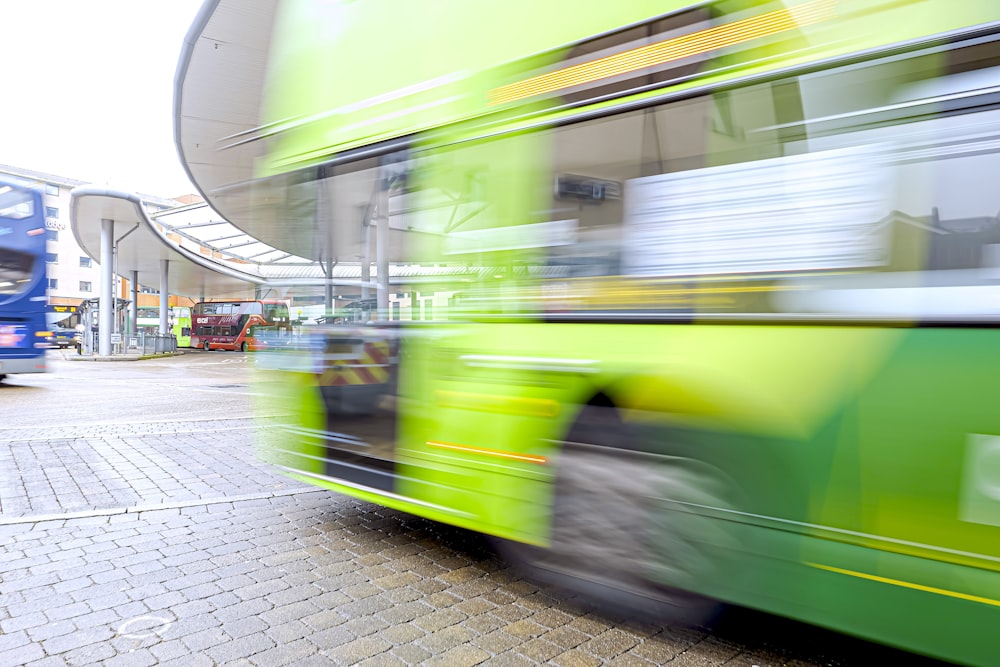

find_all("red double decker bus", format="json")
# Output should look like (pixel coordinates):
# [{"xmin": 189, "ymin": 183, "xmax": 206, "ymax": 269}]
[{"xmin": 190, "ymin": 299, "xmax": 290, "ymax": 352}]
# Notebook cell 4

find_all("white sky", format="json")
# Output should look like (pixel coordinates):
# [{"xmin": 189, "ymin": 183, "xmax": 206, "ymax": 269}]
[{"xmin": 2, "ymin": 1, "xmax": 205, "ymax": 198}]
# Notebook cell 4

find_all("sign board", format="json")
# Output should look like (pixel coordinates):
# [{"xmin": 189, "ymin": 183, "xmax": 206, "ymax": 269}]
[{"xmin": 623, "ymin": 144, "xmax": 890, "ymax": 277}]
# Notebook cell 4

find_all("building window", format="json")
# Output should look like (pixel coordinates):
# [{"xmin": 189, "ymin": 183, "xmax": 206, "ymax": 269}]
[
  {"xmin": 45, "ymin": 206, "xmax": 58, "ymax": 219},
  {"xmin": 47, "ymin": 278, "xmax": 58, "ymax": 290},
  {"xmin": 47, "ymin": 229, "xmax": 59, "ymax": 242},
  {"xmin": 79, "ymin": 256, "xmax": 92, "ymax": 268},
  {"xmin": 79, "ymin": 281, "xmax": 92, "ymax": 292},
  {"xmin": 45, "ymin": 252, "xmax": 58, "ymax": 263},
  {"xmin": 45, "ymin": 184, "xmax": 59, "ymax": 196}
]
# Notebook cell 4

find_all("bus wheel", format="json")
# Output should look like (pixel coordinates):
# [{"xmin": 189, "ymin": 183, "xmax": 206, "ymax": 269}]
[
  {"xmin": 498, "ymin": 402, "xmax": 722, "ymax": 624},
  {"xmin": 241, "ymin": 341, "xmax": 249, "ymax": 352},
  {"xmin": 203, "ymin": 341, "xmax": 211, "ymax": 351}
]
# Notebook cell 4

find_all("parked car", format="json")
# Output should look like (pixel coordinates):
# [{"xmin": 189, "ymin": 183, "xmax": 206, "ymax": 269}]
[{"xmin": 46, "ymin": 328, "xmax": 77, "ymax": 349}]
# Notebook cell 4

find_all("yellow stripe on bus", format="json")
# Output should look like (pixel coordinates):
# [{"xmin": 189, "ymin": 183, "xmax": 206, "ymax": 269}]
[
  {"xmin": 807, "ymin": 562, "xmax": 1000, "ymax": 608},
  {"xmin": 427, "ymin": 440, "xmax": 548, "ymax": 464},
  {"xmin": 489, "ymin": 0, "xmax": 836, "ymax": 105},
  {"xmin": 435, "ymin": 390, "xmax": 559, "ymax": 417}
]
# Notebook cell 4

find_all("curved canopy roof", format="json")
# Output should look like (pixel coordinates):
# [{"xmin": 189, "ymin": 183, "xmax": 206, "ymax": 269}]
[
  {"xmin": 71, "ymin": 186, "xmax": 265, "ymax": 299},
  {"xmin": 71, "ymin": 187, "xmax": 472, "ymax": 301},
  {"xmin": 75, "ymin": 2, "xmax": 511, "ymax": 302},
  {"xmin": 173, "ymin": 0, "xmax": 295, "ymax": 254},
  {"xmin": 171, "ymin": 1, "xmax": 585, "ymax": 292}
]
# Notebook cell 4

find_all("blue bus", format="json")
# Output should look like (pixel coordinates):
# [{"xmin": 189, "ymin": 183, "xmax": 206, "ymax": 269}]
[{"xmin": 0, "ymin": 178, "xmax": 48, "ymax": 382}]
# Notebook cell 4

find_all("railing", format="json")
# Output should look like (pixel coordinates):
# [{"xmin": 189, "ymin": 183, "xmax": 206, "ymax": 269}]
[
  {"xmin": 82, "ymin": 331, "xmax": 177, "ymax": 356},
  {"xmin": 125, "ymin": 333, "xmax": 177, "ymax": 355}
]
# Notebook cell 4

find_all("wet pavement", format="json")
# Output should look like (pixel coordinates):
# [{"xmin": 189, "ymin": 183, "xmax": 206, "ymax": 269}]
[
  {"xmin": 1, "ymin": 492, "xmax": 732, "ymax": 667},
  {"xmin": 0, "ymin": 350, "xmax": 953, "ymax": 666},
  {"xmin": 0, "ymin": 419, "xmax": 303, "ymax": 520}
]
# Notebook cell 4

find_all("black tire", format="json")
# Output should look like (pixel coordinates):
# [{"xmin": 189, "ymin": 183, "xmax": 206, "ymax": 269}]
[
  {"xmin": 241, "ymin": 341, "xmax": 249, "ymax": 352},
  {"xmin": 203, "ymin": 341, "xmax": 211, "ymax": 351},
  {"xmin": 498, "ymin": 403, "xmax": 726, "ymax": 624}
]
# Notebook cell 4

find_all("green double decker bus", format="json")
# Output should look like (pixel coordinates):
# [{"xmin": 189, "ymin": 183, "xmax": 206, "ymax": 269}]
[
  {"xmin": 185, "ymin": 0, "xmax": 1000, "ymax": 663},
  {"xmin": 171, "ymin": 306, "xmax": 192, "ymax": 348}
]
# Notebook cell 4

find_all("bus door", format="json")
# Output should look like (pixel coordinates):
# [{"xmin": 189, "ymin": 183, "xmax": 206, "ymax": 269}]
[
  {"xmin": 236, "ymin": 314, "xmax": 251, "ymax": 346},
  {"xmin": 313, "ymin": 324, "xmax": 398, "ymax": 491}
]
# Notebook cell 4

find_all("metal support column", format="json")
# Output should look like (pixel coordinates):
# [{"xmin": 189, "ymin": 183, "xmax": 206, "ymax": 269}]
[
  {"xmin": 324, "ymin": 258, "xmax": 334, "ymax": 315},
  {"xmin": 317, "ymin": 165, "xmax": 335, "ymax": 317},
  {"xmin": 112, "ymin": 223, "xmax": 140, "ymax": 338},
  {"xmin": 99, "ymin": 219, "xmax": 114, "ymax": 356},
  {"xmin": 130, "ymin": 270, "xmax": 139, "ymax": 336},
  {"xmin": 159, "ymin": 260, "xmax": 169, "ymax": 334},
  {"xmin": 376, "ymin": 178, "xmax": 389, "ymax": 318},
  {"xmin": 361, "ymin": 221, "xmax": 371, "ymax": 301}
]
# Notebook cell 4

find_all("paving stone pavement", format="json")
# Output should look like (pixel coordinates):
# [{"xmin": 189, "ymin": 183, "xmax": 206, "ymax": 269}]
[
  {"xmin": 0, "ymin": 355, "xmax": 948, "ymax": 665},
  {"xmin": 0, "ymin": 420, "xmax": 305, "ymax": 520},
  {"xmin": 0, "ymin": 491, "xmax": 802, "ymax": 667},
  {"xmin": 0, "ymin": 408, "xmax": 778, "ymax": 666}
]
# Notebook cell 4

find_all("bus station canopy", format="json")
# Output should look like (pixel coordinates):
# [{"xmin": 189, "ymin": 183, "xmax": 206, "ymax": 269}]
[
  {"xmin": 174, "ymin": 0, "xmax": 429, "ymax": 268},
  {"xmin": 77, "ymin": 1, "xmax": 501, "ymax": 304},
  {"xmin": 70, "ymin": 186, "xmax": 470, "ymax": 301},
  {"xmin": 174, "ymin": 0, "xmax": 287, "ymax": 255},
  {"xmin": 172, "ymin": 0, "xmax": 556, "ymax": 272},
  {"xmin": 71, "ymin": 186, "xmax": 267, "ymax": 300}
]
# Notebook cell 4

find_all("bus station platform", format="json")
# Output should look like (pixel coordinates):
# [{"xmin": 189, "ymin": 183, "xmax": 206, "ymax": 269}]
[{"xmin": 68, "ymin": 351, "xmax": 185, "ymax": 362}]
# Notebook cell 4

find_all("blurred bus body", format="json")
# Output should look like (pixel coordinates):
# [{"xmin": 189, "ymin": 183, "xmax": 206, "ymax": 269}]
[
  {"xmin": 0, "ymin": 178, "xmax": 48, "ymax": 381},
  {"xmin": 185, "ymin": 1, "xmax": 1000, "ymax": 664}
]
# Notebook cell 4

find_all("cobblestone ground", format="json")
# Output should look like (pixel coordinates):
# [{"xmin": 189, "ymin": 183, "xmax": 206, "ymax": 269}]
[
  {"xmin": 0, "ymin": 421, "xmax": 300, "ymax": 519},
  {"xmin": 0, "ymin": 491, "xmax": 813, "ymax": 667},
  {"xmin": 0, "ymin": 354, "xmax": 952, "ymax": 665}
]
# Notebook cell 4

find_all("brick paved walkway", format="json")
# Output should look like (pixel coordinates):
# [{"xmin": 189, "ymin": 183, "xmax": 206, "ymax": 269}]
[
  {"xmin": 0, "ymin": 357, "xmax": 943, "ymax": 666},
  {"xmin": 0, "ymin": 420, "xmax": 305, "ymax": 520},
  {"xmin": 0, "ymin": 492, "xmax": 785, "ymax": 667}
]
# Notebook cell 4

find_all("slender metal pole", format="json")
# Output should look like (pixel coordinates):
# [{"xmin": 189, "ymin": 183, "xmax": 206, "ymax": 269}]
[
  {"xmin": 361, "ymin": 220, "xmax": 371, "ymax": 301},
  {"xmin": 99, "ymin": 219, "xmax": 114, "ymax": 356},
  {"xmin": 130, "ymin": 270, "xmax": 138, "ymax": 336},
  {"xmin": 324, "ymin": 259, "xmax": 334, "ymax": 315},
  {"xmin": 159, "ymin": 260, "xmax": 169, "ymax": 335},
  {"xmin": 317, "ymin": 166, "xmax": 335, "ymax": 318},
  {"xmin": 376, "ymin": 173, "xmax": 389, "ymax": 319},
  {"xmin": 111, "ymin": 223, "xmax": 139, "ymax": 339}
]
